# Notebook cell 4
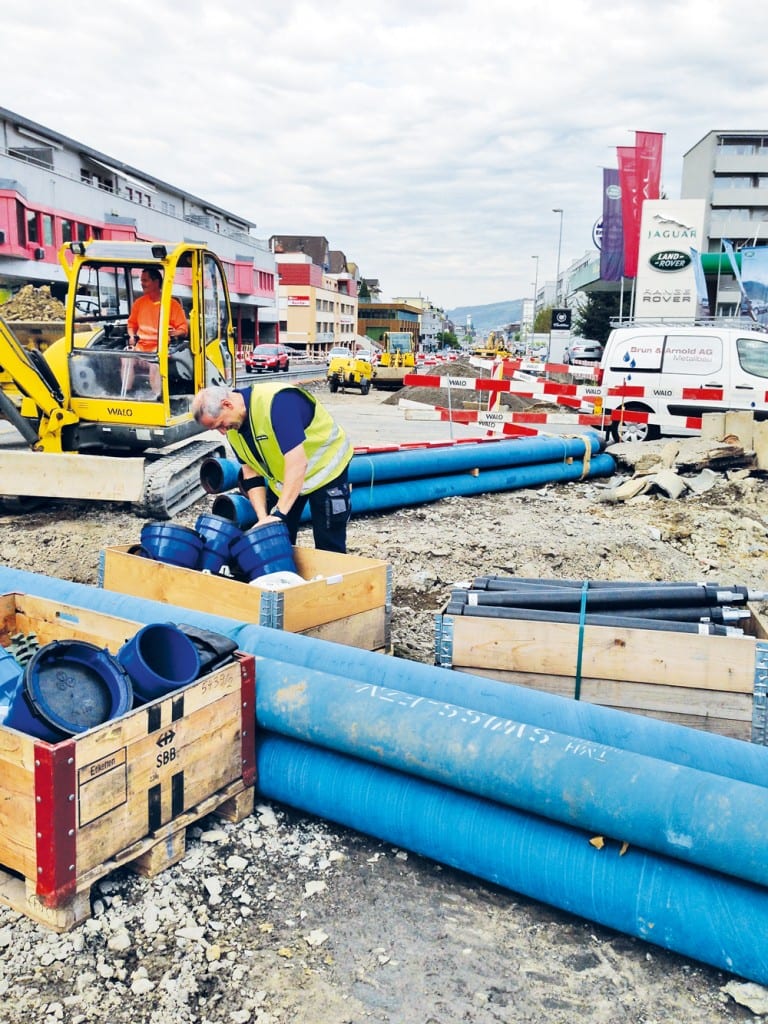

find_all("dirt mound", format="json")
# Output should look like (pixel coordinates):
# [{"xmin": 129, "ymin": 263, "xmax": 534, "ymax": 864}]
[{"xmin": 1, "ymin": 284, "xmax": 66, "ymax": 321}]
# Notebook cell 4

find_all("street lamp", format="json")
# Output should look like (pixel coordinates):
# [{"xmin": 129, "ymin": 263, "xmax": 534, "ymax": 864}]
[
  {"xmin": 552, "ymin": 208, "xmax": 564, "ymax": 307},
  {"xmin": 530, "ymin": 255, "xmax": 539, "ymax": 355}
]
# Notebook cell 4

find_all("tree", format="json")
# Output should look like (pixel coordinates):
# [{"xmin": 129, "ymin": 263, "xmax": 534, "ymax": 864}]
[
  {"xmin": 436, "ymin": 330, "xmax": 458, "ymax": 348},
  {"xmin": 573, "ymin": 292, "xmax": 630, "ymax": 344}
]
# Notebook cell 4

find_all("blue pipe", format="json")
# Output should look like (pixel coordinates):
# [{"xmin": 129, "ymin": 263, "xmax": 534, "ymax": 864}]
[
  {"xmin": 254, "ymin": 662, "xmax": 768, "ymax": 886},
  {"xmin": 201, "ymin": 433, "xmax": 605, "ymax": 494},
  {"xmin": 345, "ymin": 453, "xmax": 616, "ymax": 517},
  {"xmin": 3, "ymin": 565, "xmax": 768, "ymax": 791},
  {"xmin": 257, "ymin": 735, "xmax": 768, "ymax": 986}
]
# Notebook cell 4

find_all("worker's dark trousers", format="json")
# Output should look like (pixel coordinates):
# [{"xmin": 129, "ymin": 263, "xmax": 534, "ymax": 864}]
[{"xmin": 269, "ymin": 467, "xmax": 351, "ymax": 553}]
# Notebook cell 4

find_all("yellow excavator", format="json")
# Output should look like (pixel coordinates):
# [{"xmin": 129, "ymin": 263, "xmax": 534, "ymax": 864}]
[
  {"xmin": 371, "ymin": 331, "xmax": 417, "ymax": 391},
  {"xmin": 0, "ymin": 239, "xmax": 236, "ymax": 517},
  {"xmin": 471, "ymin": 330, "xmax": 513, "ymax": 359}
]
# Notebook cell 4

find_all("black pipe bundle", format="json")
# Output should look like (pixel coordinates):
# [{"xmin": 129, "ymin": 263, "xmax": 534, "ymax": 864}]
[{"xmin": 448, "ymin": 575, "xmax": 767, "ymax": 636}]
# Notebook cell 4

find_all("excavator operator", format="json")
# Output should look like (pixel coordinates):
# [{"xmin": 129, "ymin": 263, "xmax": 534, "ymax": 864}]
[{"xmin": 121, "ymin": 267, "xmax": 188, "ymax": 398}]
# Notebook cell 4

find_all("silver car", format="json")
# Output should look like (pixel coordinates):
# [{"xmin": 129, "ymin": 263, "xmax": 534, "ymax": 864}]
[{"xmin": 563, "ymin": 339, "xmax": 603, "ymax": 363}]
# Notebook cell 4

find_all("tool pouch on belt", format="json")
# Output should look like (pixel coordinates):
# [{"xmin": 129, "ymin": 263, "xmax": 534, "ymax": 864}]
[{"xmin": 324, "ymin": 483, "xmax": 351, "ymax": 529}]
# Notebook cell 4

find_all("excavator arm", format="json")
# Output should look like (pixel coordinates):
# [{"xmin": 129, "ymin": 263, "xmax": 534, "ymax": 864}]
[{"xmin": 0, "ymin": 316, "xmax": 78, "ymax": 452}]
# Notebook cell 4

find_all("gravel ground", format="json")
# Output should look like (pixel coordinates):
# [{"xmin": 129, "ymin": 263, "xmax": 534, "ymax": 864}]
[{"xmin": 0, "ymin": 381, "xmax": 767, "ymax": 1023}]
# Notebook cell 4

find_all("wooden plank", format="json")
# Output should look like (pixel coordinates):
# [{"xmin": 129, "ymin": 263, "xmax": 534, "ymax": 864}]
[
  {"xmin": 0, "ymin": 593, "xmax": 139, "ymax": 652},
  {"xmin": 446, "ymin": 614, "xmax": 757, "ymax": 693},
  {"xmin": 0, "ymin": 726, "xmax": 37, "ymax": 881},
  {"xmin": 0, "ymin": 451, "xmax": 146, "ymax": 501},
  {"xmin": 101, "ymin": 545, "xmax": 389, "ymax": 635},
  {"xmin": 301, "ymin": 605, "xmax": 390, "ymax": 651},
  {"xmin": 452, "ymin": 666, "xmax": 752, "ymax": 721}
]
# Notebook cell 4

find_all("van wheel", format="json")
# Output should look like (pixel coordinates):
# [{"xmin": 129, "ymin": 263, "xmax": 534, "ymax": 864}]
[{"xmin": 610, "ymin": 404, "xmax": 660, "ymax": 443}]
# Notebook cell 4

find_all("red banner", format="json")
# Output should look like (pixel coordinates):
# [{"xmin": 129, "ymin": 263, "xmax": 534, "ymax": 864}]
[
  {"xmin": 636, "ymin": 131, "xmax": 664, "ymax": 201},
  {"xmin": 617, "ymin": 146, "xmax": 640, "ymax": 278}
]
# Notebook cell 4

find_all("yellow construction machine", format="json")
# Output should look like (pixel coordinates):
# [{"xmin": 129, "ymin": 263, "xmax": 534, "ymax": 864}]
[
  {"xmin": 326, "ymin": 352, "xmax": 373, "ymax": 394},
  {"xmin": 472, "ymin": 330, "xmax": 513, "ymax": 359},
  {"xmin": 371, "ymin": 331, "xmax": 416, "ymax": 391},
  {"xmin": 0, "ymin": 240, "xmax": 236, "ymax": 517}
]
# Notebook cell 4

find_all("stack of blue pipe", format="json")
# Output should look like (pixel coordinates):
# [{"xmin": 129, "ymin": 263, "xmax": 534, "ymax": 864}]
[
  {"xmin": 201, "ymin": 432, "xmax": 616, "ymax": 526},
  {"xmin": 2, "ymin": 562, "xmax": 768, "ymax": 984}
]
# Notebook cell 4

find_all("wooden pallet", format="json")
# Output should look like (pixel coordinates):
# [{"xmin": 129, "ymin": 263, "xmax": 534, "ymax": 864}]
[
  {"xmin": 0, "ymin": 779, "xmax": 254, "ymax": 931},
  {"xmin": 0, "ymin": 593, "xmax": 256, "ymax": 929}
]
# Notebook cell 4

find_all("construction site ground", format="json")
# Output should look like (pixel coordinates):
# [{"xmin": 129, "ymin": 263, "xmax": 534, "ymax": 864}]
[{"xmin": 0, "ymin": 374, "xmax": 767, "ymax": 1022}]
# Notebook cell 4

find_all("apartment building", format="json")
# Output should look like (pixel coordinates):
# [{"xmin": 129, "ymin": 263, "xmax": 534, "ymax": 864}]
[
  {"xmin": 682, "ymin": 131, "xmax": 768, "ymax": 314},
  {"xmin": 271, "ymin": 235, "xmax": 359, "ymax": 358},
  {"xmin": 0, "ymin": 107, "xmax": 278, "ymax": 345}
]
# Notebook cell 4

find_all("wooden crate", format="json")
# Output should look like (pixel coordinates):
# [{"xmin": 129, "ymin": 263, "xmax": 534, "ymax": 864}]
[
  {"xmin": 435, "ymin": 604, "xmax": 768, "ymax": 742},
  {"xmin": 0, "ymin": 592, "xmax": 255, "ymax": 930},
  {"xmin": 99, "ymin": 545, "xmax": 392, "ymax": 652}
]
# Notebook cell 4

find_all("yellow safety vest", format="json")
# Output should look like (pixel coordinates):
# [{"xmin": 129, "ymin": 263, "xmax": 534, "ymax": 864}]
[{"xmin": 228, "ymin": 384, "xmax": 352, "ymax": 495}]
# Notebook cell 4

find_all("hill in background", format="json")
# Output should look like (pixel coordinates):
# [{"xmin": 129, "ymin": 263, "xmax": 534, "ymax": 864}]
[{"xmin": 446, "ymin": 299, "xmax": 524, "ymax": 336}]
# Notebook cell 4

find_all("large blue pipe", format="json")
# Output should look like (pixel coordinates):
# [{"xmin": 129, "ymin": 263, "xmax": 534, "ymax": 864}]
[
  {"xmin": 345, "ymin": 453, "xmax": 615, "ymax": 516},
  {"xmin": 3, "ymin": 566, "xmax": 768, "ymax": 791},
  {"xmin": 257, "ymin": 735, "xmax": 768, "ymax": 985},
  {"xmin": 203, "ymin": 432, "xmax": 605, "ymax": 493},
  {"xmin": 348, "ymin": 431, "xmax": 604, "ymax": 484},
  {"xmin": 254, "ymin": 662, "xmax": 768, "ymax": 886}
]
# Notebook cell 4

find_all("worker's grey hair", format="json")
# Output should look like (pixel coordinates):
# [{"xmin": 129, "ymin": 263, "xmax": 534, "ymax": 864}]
[{"xmin": 192, "ymin": 385, "xmax": 233, "ymax": 423}]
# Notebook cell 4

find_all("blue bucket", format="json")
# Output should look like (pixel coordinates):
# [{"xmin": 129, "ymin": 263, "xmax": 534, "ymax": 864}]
[
  {"xmin": 212, "ymin": 492, "xmax": 258, "ymax": 530},
  {"xmin": 5, "ymin": 640, "xmax": 133, "ymax": 741},
  {"xmin": 117, "ymin": 623, "xmax": 201, "ymax": 702},
  {"xmin": 229, "ymin": 521, "xmax": 298, "ymax": 581},
  {"xmin": 195, "ymin": 513, "xmax": 244, "ymax": 574},
  {"xmin": 140, "ymin": 523, "xmax": 203, "ymax": 569}
]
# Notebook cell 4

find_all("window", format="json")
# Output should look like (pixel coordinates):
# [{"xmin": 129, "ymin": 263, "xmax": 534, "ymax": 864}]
[
  {"xmin": 26, "ymin": 210, "xmax": 39, "ymax": 244},
  {"xmin": 61, "ymin": 219, "xmax": 73, "ymax": 243},
  {"xmin": 8, "ymin": 145, "xmax": 53, "ymax": 168},
  {"xmin": 737, "ymin": 336, "xmax": 768, "ymax": 379},
  {"xmin": 42, "ymin": 215, "xmax": 54, "ymax": 246}
]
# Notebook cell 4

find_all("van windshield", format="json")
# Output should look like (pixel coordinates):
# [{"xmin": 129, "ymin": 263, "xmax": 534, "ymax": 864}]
[{"xmin": 737, "ymin": 336, "xmax": 768, "ymax": 379}]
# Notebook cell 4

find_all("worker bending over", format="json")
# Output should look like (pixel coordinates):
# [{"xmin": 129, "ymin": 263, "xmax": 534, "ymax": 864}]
[
  {"xmin": 192, "ymin": 383, "xmax": 353, "ymax": 553},
  {"xmin": 122, "ymin": 267, "xmax": 188, "ymax": 397}
]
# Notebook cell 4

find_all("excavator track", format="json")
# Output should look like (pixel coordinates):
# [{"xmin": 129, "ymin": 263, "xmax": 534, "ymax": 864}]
[{"xmin": 138, "ymin": 438, "xmax": 227, "ymax": 519}]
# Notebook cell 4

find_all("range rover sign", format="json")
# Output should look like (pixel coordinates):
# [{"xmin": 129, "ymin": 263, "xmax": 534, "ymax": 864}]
[{"xmin": 648, "ymin": 250, "xmax": 691, "ymax": 272}]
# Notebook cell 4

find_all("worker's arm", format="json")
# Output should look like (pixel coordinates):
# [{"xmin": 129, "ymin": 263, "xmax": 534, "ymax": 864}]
[
  {"xmin": 265, "ymin": 443, "xmax": 307, "ymax": 521},
  {"xmin": 169, "ymin": 298, "xmax": 188, "ymax": 339},
  {"xmin": 241, "ymin": 466, "xmax": 269, "ymax": 521}
]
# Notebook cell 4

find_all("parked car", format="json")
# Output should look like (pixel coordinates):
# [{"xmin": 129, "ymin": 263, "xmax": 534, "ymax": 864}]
[
  {"xmin": 563, "ymin": 339, "xmax": 604, "ymax": 363},
  {"xmin": 245, "ymin": 344, "xmax": 290, "ymax": 373},
  {"xmin": 325, "ymin": 345, "xmax": 352, "ymax": 366}
]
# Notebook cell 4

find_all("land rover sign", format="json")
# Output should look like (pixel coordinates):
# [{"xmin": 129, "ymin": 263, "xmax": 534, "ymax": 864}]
[{"xmin": 648, "ymin": 250, "xmax": 691, "ymax": 272}]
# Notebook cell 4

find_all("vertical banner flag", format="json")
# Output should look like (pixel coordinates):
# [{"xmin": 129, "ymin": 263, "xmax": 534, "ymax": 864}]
[
  {"xmin": 738, "ymin": 246, "xmax": 768, "ymax": 326},
  {"xmin": 601, "ymin": 168, "xmax": 624, "ymax": 282},
  {"xmin": 617, "ymin": 146, "xmax": 640, "ymax": 278},
  {"xmin": 636, "ymin": 131, "xmax": 664, "ymax": 202},
  {"xmin": 689, "ymin": 248, "xmax": 710, "ymax": 318}
]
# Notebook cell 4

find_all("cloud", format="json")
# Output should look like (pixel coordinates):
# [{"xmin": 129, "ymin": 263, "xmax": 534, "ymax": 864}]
[{"xmin": 6, "ymin": 0, "xmax": 768, "ymax": 305}]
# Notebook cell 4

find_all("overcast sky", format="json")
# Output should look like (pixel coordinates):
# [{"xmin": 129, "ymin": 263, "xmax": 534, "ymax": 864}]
[{"xmin": 5, "ymin": 0, "xmax": 768, "ymax": 308}]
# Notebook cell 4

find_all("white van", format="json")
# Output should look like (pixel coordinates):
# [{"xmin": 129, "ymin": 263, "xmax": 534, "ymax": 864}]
[{"xmin": 599, "ymin": 323, "xmax": 768, "ymax": 442}]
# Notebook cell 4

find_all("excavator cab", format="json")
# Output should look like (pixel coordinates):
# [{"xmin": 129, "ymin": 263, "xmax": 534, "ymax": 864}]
[{"xmin": 20, "ymin": 240, "xmax": 237, "ymax": 453}]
